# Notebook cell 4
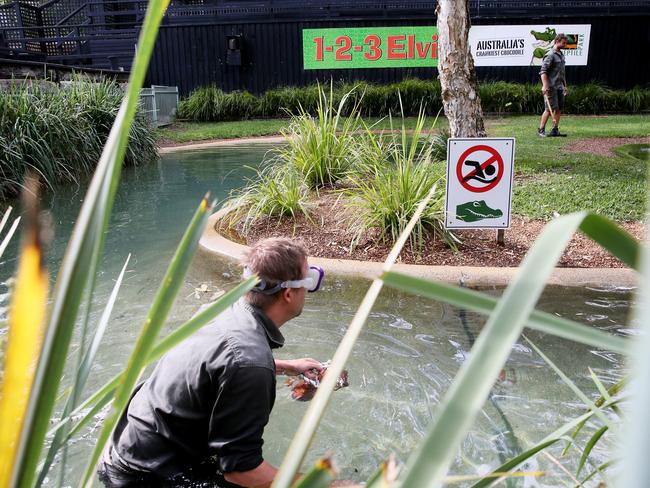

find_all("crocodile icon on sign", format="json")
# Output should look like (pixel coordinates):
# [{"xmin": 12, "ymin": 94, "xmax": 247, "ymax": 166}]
[{"xmin": 456, "ymin": 200, "xmax": 503, "ymax": 223}]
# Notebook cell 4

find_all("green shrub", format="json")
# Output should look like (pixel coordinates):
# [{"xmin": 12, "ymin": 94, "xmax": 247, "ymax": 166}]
[
  {"xmin": 259, "ymin": 84, "xmax": 321, "ymax": 117},
  {"xmin": 565, "ymin": 82, "xmax": 617, "ymax": 114},
  {"xmin": 346, "ymin": 109, "xmax": 456, "ymax": 250},
  {"xmin": 223, "ymin": 163, "xmax": 311, "ymax": 232},
  {"xmin": 177, "ymin": 85, "xmax": 259, "ymax": 121},
  {"xmin": 623, "ymin": 86, "xmax": 648, "ymax": 113},
  {"xmin": 0, "ymin": 77, "xmax": 156, "ymax": 201},
  {"xmin": 177, "ymin": 85, "xmax": 222, "ymax": 121},
  {"xmin": 178, "ymin": 79, "xmax": 649, "ymax": 122},
  {"xmin": 271, "ymin": 85, "xmax": 361, "ymax": 189},
  {"xmin": 479, "ymin": 81, "xmax": 549, "ymax": 113},
  {"xmin": 430, "ymin": 128, "xmax": 450, "ymax": 162}
]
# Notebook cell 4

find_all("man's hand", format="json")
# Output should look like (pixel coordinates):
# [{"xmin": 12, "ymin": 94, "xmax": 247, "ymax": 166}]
[
  {"xmin": 564, "ymin": 85, "xmax": 569, "ymax": 96},
  {"xmin": 275, "ymin": 358, "xmax": 323, "ymax": 377}
]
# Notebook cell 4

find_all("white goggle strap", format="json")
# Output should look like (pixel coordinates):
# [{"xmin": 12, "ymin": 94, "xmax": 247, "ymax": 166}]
[
  {"xmin": 243, "ymin": 266, "xmax": 324, "ymax": 293},
  {"xmin": 281, "ymin": 277, "xmax": 316, "ymax": 290}
]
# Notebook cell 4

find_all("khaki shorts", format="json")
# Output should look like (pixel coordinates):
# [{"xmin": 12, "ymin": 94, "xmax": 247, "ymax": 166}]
[{"xmin": 545, "ymin": 88, "xmax": 565, "ymax": 112}]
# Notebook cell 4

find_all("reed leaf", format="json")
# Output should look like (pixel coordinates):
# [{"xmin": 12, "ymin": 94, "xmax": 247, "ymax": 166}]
[
  {"xmin": 79, "ymin": 195, "xmax": 211, "ymax": 486},
  {"xmin": 470, "ymin": 397, "xmax": 623, "ymax": 488},
  {"xmin": 523, "ymin": 336, "xmax": 615, "ymax": 431},
  {"xmin": 587, "ymin": 369, "xmax": 622, "ymax": 418},
  {"xmin": 273, "ymin": 183, "xmax": 441, "ymax": 488},
  {"xmin": 618, "ymin": 211, "xmax": 650, "ymax": 487},
  {"xmin": 292, "ymin": 458, "xmax": 337, "ymax": 488},
  {"xmin": 588, "ymin": 368, "xmax": 612, "ymax": 404},
  {"xmin": 562, "ymin": 377, "xmax": 627, "ymax": 456},
  {"xmin": 0, "ymin": 186, "xmax": 48, "ymax": 487},
  {"xmin": 0, "ymin": 211, "xmax": 20, "ymax": 259},
  {"xmin": 380, "ymin": 273, "xmax": 629, "ymax": 355},
  {"xmin": 577, "ymin": 459, "xmax": 618, "ymax": 487},
  {"xmin": 468, "ymin": 440, "xmax": 559, "ymax": 488},
  {"xmin": 365, "ymin": 455, "xmax": 399, "ymax": 488},
  {"xmin": 36, "ymin": 255, "xmax": 131, "ymax": 486},
  {"xmin": 576, "ymin": 426, "xmax": 608, "ymax": 478},
  {"xmin": 0, "ymin": 206, "xmax": 11, "ymax": 232},
  {"xmin": 444, "ymin": 471, "xmax": 545, "ymax": 485},
  {"xmin": 12, "ymin": 0, "xmax": 170, "ymax": 483},
  {"xmin": 397, "ymin": 211, "xmax": 630, "ymax": 488},
  {"xmin": 46, "ymin": 277, "xmax": 256, "ymax": 442}
]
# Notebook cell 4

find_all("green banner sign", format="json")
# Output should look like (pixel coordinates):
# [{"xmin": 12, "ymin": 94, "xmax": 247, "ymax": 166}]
[{"xmin": 303, "ymin": 26, "xmax": 439, "ymax": 70}]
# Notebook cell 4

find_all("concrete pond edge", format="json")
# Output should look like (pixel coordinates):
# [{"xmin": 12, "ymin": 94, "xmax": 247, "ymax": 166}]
[
  {"xmin": 160, "ymin": 139, "xmax": 637, "ymax": 288},
  {"xmin": 200, "ymin": 210, "xmax": 637, "ymax": 288}
]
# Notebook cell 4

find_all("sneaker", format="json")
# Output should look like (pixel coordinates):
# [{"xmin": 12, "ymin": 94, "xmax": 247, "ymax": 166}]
[
  {"xmin": 548, "ymin": 126, "xmax": 567, "ymax": 137},
  {"xmin": 537, "ymin": 128, "xmax": 546, "ymax": 137}
]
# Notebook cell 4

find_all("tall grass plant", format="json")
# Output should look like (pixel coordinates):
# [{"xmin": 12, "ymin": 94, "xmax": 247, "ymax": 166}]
[
  {"xmin": 0, "ymin": 77, "xmax": 157, "ymax": 201},
  {"xmin": 346, "ymin": 109, "xmax": 454, "ymax": 250},
  {"xmin": 273, "ymin": 85, "xmax": 361, "ymax": 189},
  {"xmin": 224, "ymin": 163, "xmax": 311, "ymax": 232}
]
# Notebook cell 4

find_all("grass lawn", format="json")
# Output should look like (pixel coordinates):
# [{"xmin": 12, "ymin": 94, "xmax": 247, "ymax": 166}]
[{"xmin": 157, "ymin": 114, "xmax": 649, "ymax": 221}]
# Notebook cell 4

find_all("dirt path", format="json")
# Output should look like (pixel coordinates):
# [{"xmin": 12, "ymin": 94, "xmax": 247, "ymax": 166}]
[{"xmin": 563, "ymin": 136, "xmax": 649, "ymax": 157}]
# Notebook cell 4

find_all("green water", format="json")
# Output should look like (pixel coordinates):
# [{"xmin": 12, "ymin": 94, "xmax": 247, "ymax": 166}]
[{"xmin": 0, "ymin": 145, "xmax": 633, "ymax": 487}]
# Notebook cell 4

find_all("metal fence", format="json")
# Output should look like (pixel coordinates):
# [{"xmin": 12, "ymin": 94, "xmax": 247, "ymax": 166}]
[{"xmin": 140, "ymin": 85, "xmax": 178, "ymax": 127}]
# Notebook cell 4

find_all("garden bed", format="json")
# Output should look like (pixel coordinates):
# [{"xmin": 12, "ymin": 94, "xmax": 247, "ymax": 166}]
[{"xmin": 224, "ymin": 190, "xmax": 644, "ymax": 268}]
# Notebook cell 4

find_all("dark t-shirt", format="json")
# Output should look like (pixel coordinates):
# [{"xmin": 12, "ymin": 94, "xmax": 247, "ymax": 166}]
[{"xmin": 112, "ymin": 299, "xmax": 285, "ymax": 478}]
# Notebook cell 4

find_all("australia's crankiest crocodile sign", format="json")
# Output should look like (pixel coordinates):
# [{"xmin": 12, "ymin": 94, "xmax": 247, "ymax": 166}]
[{"xmin": 445, "ymin": 138, "xmax": 515, "ymax": 229}]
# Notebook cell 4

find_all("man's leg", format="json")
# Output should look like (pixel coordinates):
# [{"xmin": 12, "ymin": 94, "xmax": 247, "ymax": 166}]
[
  {"xmin": 97, "ymin": 446, "xmax": 157, "ymax": 488},
  {"xmin": 547, "ymin": 90, "xmax": 566, "ymax": 136},
  {"xmin": 549, "ymin": 90, "xmax": 567, "ymax": 136},
  {"xmin": 538, "ymin": 109, "xmax": 551, "ymax": 136}
]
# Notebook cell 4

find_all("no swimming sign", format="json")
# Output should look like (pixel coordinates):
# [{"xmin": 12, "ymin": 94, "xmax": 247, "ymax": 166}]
[{"xmin": 445, "ymin": 138, "xmax": 515, "ymax": 229}]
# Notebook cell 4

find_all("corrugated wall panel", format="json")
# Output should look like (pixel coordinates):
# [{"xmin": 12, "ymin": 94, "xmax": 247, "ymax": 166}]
[{"xmin": 146, "ymin": 15, "xmax": 650, "ymax": 95}]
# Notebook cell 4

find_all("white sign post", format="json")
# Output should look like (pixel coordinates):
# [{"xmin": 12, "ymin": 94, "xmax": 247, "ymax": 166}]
[{"xmin": 445, "ymin": 138, "xmax": 515, "ymax": 229}]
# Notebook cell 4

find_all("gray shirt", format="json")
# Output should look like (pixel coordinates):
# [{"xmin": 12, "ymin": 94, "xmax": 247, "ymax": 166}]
[
  {"xmin": 112, "ymin": 299, "xmax": 284, "ymax": 478},
  {"xmin": 540, "ymin": 49, "xmax": 566, "ymax": 90}
]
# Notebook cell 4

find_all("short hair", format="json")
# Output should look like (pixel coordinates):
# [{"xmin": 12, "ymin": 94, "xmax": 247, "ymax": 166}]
[
  {"xmin": 555, "ymin": 33, "xmax": 568, "ymax": 43},
  {"xmin": 242, "ymin": 237, "xmax": 307, "ymax": 309}
]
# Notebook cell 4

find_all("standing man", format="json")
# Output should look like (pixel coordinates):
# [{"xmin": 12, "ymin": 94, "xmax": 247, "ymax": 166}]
[
  {"xmin": 98, "ymin": 238, "xmax": 327, "ymax": 487},
  {"xmin": 538, "ymin": 33, "xmax": 568, "ymax": 137}
]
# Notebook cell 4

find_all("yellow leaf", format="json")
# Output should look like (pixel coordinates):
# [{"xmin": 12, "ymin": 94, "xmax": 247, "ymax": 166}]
[{"xmin": 0, "ymin": 194, "xmax": 48, "ymax": 487}]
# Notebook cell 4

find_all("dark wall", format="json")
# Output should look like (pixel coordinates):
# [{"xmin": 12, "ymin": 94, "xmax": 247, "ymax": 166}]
[{"xmin": 146, "ymin": 16, "xmax": 650, "ymax": 96}]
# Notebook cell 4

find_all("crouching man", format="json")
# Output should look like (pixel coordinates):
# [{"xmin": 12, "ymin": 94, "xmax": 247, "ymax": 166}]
[{"xmin": 98, "ymin": 237, "xmax": 326, "ymax": 487}]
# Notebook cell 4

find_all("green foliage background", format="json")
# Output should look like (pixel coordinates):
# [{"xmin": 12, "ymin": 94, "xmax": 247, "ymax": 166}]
[
  {"xmin": 178, "ymin": 79, "xmax": 650, "ymax": 122},
  {"xmin": 0, "ymin": 77, "xmax": 158, "ymax": 201}
]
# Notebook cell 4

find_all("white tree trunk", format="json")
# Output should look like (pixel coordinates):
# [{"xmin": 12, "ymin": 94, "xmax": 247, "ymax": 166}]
[{"xmin": 436, "ymin": 0, "xmax": 486, "ymax": 138}]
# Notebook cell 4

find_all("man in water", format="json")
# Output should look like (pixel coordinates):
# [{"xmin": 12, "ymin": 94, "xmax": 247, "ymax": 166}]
[
  {"xmin": 98, "ymin": 237, "xmax": 326, "ymax": 487},
  {"xmin": 538, "ymin": 33, "xmax": 568, "ymax": 137}
]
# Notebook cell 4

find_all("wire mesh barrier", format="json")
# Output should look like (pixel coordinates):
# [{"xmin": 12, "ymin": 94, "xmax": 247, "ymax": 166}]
[{"xmin": 140, "ymin": 85, "xmax": 178, "ymax": 127}]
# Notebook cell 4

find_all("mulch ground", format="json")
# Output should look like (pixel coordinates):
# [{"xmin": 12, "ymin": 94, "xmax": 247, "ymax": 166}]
[
  {"xmin": 211, "ymin": 135, "xmax": 646, "ymax": 268},
  {"xmin": 225, "ymin": 191, "xmax": 644, "ymax": 268},
  {"xmin": 563, "ymin": 136, "xmax": 649, "ymax": 156}
]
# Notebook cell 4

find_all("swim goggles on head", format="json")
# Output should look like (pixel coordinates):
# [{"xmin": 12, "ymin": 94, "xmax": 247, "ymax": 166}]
[{"xmin": 243, "ymin": 265, "xmax": 325, "ymax": 295}]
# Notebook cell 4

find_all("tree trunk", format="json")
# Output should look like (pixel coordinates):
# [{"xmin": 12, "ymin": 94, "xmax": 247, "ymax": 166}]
[{"xmin": 436, "ymin": 0, "xmax": 486, "ymax": 138}]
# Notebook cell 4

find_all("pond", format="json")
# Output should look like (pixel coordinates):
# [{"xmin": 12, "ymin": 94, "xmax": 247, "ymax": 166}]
[{"xmin": 0, "ymin": 145, "xmax": 633, "ymax": 487}]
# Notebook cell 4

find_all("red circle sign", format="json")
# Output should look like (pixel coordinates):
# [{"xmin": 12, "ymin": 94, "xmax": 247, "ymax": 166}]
[{"xmin": 456, "ymin": 145, "xmax": 504, "ymax": 193}]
